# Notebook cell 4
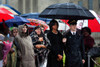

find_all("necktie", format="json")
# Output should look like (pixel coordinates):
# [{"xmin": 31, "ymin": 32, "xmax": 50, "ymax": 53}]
[{"xmin": 73, "ymin": 32, "xmax": 75, "ymax": 35}]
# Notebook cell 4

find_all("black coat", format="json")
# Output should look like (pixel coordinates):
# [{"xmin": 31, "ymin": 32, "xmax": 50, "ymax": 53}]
[
  {"xmin": 64, "ymin": 30, "xmax": 85, "ymax": 67},
  {"xmin": 47, "ymin": 31, "xmax": 63, "ymax": 67}
]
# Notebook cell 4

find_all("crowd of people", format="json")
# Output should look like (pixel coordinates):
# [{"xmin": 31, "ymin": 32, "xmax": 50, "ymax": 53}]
[{"xmin": 0, "ymin": 19, "xmax": 95, "ymax": 67}]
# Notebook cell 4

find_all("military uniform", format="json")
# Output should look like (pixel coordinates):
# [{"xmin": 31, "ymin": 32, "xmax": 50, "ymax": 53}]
[{"xmin": 64, "ymin": 20, "xmax": 85, "ymax": 67}]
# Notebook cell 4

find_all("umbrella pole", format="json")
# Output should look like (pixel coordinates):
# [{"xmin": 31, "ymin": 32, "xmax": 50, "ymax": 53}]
[
  {"xmin": 82, "ymin": 20, "xmax": 84, "ymax": 28},
  {"xmin": 65, "ymin": 20, "xmax": 67, "ymax": 31},
  {"xmin": 88, "ymin": 55, "xmax": 91, "ymax": 67},
  {"xmin": 2, "ymin": 19, "xmax": 7, "ymax": 29}
]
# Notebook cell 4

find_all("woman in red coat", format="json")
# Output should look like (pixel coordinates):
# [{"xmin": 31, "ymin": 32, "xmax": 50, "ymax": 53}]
[
  {"xmin": 81, "ymin": 27, "xmax": 95, "ymax": 67},
  {"xmin": 81, "ymin": 27, "xmax": 95, "ymax": 52}
]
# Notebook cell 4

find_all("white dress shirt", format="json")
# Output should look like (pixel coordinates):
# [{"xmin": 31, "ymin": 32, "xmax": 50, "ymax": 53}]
[{"xmin": 71, "ymin": 31, "xmax": 76, "ymax": 35}]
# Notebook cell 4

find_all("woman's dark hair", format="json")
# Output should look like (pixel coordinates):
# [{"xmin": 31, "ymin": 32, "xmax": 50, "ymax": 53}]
[
  {"xmin": 34, "ymin": 26, "xmax": 44, "ymax": 37},
  {"xmin": 49, "ymin": 19, "xmax": 59, "ymax": 31},
  {"xmin": 34, "ymin": 26, "xmax": 40, "ymax": 30},
  {"xmin": 81, "ymin": 27, "xmax": 91, "ymax": 35}
]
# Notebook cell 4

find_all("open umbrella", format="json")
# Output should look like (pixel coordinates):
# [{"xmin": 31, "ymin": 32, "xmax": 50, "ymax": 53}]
[
  {"xmin": 61, "ymin": 10, "xmax": 100, "ymax": 32},
  {"xmin": 0, "ymin": 13, "xmax": 13, "ymax": 22},
  {"xmin": 21, "ymin": 13, "xmax": 51, "ymax": 23},
  {"xmin": 0, "ymin": 8, "xmax": 13, "ymax": 14},
  {"xmin": 87, "ymin": 47, "xmax": 100, "ymax": 67},
  {"xmin": 39, "ymin": 3, "xmax": 95, "ymax": 20},
  {"xmin": 26, "ymin": 19, "xmax": 48, "ymax": 30},
  {"xmin": 4, "ymin": 15, "xmax": 30, "ymax": 27},
  {"xmin": 0, "ymin": 4, "xmax": 21, "ymax": 15}
]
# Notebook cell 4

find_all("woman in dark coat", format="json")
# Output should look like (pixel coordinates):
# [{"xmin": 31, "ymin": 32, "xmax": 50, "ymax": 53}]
[
  {"xmin": 81, "ymin": 27, "xmax": 95, "ymax": 67},
  {"xmin": 81, "ymin": 27, "xmax": 95, "ymax": 52},
  {"xmin": 47, "ymin": 19, "xmax": 63, "ymax": 67},
  {"xmin": 63, "ymin": 20, "xmax": 85, "ymax": 67}
]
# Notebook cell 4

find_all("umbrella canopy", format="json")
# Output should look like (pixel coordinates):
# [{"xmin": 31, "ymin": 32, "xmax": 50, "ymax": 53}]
[
  {"xmin": 4, "ymin": 15, "xmax": 30, "ymax": 27},
  {"xmin": 62, "ymin": 19, "xmax": 100, "ymax": 32},
  {"xmin": 77, "ymin": 10, "xmax": 100, "ymax": 32},
  {"xmin": 0, "ymin": 8, "xmax": 13, "ymax": 14},
  {"xmin": 21, "ymin": 13, "xmax": 51, "ymax": 23},
  {"xmin": 26, "ymin": 19, "xmax": 48, "ymax": 30},
  {"xmin": 0, "ymin": 13, "xmax": 13, "ymax": 22},
  {"xmin": 61, "ymin": 10, "xmax": 100, "ymax": 32},
  {"xmin": 39, "ymin": 3, "xmax": 95, "ymax": 20},
  {"xmin": 0, "ymin": 4, "xmax": 21, "ymax": 15},
  {"xmin": 88, "ymin": 47, "xmax": 100, "ymax": 57}
]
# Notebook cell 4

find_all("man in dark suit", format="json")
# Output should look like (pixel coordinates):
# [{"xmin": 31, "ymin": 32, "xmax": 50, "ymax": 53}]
[{"xmin": 63, "ymin": 20, "xmax": 85, "ymax": 67}]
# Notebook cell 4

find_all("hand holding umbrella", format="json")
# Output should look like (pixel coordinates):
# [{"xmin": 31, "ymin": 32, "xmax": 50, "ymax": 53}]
[{"xmin": 2, "ymin": 19, "xmax": 7, "ymax": 29}]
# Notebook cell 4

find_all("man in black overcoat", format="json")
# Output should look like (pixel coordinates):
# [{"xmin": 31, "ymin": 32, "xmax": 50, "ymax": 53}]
[{"xmin": 63, "ymin": 20, "xmax": 85, "ymax": 67}]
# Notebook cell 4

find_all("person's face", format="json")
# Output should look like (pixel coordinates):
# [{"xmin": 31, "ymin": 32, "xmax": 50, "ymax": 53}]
[
  {"xmin": 69, "ymin": 24, "xmax": 77, "ymax": 31},
  {"xmin": 22, "ymin": 26, "xmax": 27, "ymax": 33},
  {"xmin": 52, "ymin": 23, "xmax": 58, "ymax": 30},
  {"xmin": 82, "ymin": 29, "xmax": 89, "ymax": 37},
  {"xmin": 13, "ymin": 30, "xmax": 18, "ymax": 37},
  {"xmin": 35, "ymin": 28, "xmax": 41, "ymax": 35}
]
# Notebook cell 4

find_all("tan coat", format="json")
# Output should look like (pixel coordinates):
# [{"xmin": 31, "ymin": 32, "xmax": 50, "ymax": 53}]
[{"xmin": 15, "ymin": 25, "xmax": 36, "ymax": 67}]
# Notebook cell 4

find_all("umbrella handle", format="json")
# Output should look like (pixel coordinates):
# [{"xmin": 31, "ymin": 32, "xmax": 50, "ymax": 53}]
[{"xmin": 2, "ymin": 19, "xmax": 7, "ymax": 29}]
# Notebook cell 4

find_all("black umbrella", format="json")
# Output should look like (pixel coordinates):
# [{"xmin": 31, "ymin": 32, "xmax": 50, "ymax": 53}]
[
  {"xmin": 88, "ymin": 47, "xmax": 100, "ymax": 57},
  {"xmin": 87, "ymin": 47, "xmax": 100, "ymax": 67},
  {"xmin": 39, "ymin": 3, "xmax": 95, "ymax": 20}
]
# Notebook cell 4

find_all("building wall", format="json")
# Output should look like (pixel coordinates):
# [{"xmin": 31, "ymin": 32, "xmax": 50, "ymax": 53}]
[{"xmin": 38, "ymin": 0, "xmax": 69, "ymax": 13}]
